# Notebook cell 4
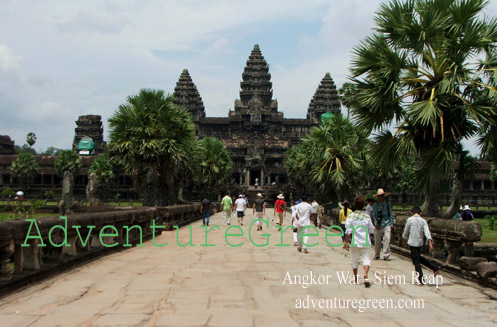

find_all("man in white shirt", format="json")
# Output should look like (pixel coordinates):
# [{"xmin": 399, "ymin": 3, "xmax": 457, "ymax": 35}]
[
  {"xmin": 290, "ymin": 201, "xmax": 298, "ymax": 246},
  {"xmin": 235, "ymin": 194, "xmax": 247, "ymax": 226},
  {"xmin": 402, "ymin": 206, "xmax": 439, "ymax": 285},
  {"xmin": 295, "ymin": 196, "xmax": 313, "ymax": 254}
]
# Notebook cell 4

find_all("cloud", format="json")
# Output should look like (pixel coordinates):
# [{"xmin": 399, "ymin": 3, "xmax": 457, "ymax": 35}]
[
  {"xmin": 53, "ymin": 10, "xmax": 131, "ymax": 35},
  {"xmin": 0, "ymin": 44, "xmax": 22, "ymax": 72}
]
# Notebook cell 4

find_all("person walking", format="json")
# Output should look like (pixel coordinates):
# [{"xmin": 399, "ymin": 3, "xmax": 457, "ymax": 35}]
[
  {"xmin": 290, "ymin": 201, "xmax": 298, "ymax": 246},
  {"xmin": 200, "ymin": 196, "xmax": 211, "ymax": 226},
  {"xmin": 311, "ymin": 199, "xmax": 319, "ymax": 227},
  {"xmin": 372, "ymin": 188, "xmax": 394, "ymax": 261},
  {"xmin": 274, "ymin": 194, "xmax": 286, "ymax": 231},
  {"xmin": 402, "ymin": 206, "xmax": 439, "ymax": 286},
  {"xmin": 295, "ymin": 196, "xmax": 312, "ymax": 254},
  {"xmin": 461, "ymin": 205, "xmax": 474, "ymax": 221},
  {"xmin": 253, "ymin": 193, "xmax": 266, "ymax": 231},
  {"xmin": 344, "ymin": 196, "xmax": 375, "ymax": 287},
  {"xmin": 316, "ymin": 203, "xmax": 324, "ymax": 229},
  {"xmin": 339, "ymin": 200, "xmax": 352, "ymax": 243},
  {"xmin": 220, "ymin": 193, "xmax": 233, "ymax": 226},
  {"xmin": 235, "ymin": 194, "xmax": 247, "ymax": 226}
]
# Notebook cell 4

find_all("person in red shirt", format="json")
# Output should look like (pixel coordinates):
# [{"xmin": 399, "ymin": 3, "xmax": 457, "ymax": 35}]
[{"xmin": 274, "ymin": 194, "xmax": 286, "ymax": 231}]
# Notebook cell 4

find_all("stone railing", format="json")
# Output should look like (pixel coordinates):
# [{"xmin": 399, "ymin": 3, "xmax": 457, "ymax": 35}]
[{"xmin": 0, "ymin": 204, "xmax": 218, "ymax": 293}]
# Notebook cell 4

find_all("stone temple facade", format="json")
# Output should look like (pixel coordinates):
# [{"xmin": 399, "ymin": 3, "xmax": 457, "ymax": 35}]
[
  {"xmin": 72, "ymin": 115, "xmax": 106, "ymax": 155},
  {"xmin": 174, "ymin": 44, "xmax": 340, "ymax": 197}
]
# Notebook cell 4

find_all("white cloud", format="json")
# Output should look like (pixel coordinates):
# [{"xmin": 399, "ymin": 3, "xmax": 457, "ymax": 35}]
[
  {"xmin": 0, "ymin": 44, "xmax": 22, "ymax": 72},
  {"xmin": 53, "ymin": 10, "xmax": 131, "ymax": 35}
]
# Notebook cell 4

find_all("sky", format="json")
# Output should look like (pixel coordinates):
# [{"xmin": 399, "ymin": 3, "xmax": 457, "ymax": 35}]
[{"xmin": 1, "ymin": 0, "xmax": 496, "ymax": 154}]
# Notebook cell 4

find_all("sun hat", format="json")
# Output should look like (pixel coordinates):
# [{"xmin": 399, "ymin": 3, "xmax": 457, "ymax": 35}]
[
  {"xmin": 277, "ymin": 194, "xmax": 284, "ymax": 199},
  {"xmin": 464, "ymin": 205, "xmax": 470, "ymax": 211},
  {"xmin": 257, "ymin": 193, "xmax": 262, "ymax": 197},
  {"xmin": 373, "ymin": 188, "xmax": 390, "ymax": 197},
  {"xmin": 239, "ymin": 194, "xmax": 243, "ymax": 198}
]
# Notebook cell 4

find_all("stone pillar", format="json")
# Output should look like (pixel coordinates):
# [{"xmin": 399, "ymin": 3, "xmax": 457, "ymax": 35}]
[
  {"xmin": 239, "ymin": 175, "xmax": 243, "ymax": 185},
  {"xmin": 62, "ymin": 171, "xmax": 74, "ymax": 209},
  {"xmin": 0, "ymin": 240, "xmax": 14, "ymax": 280},
  {"xmin": 481, "ymin": 180, "xmax": 484, "ymax": 191},
  {"xmin": 260, "ymin": 171, "xmax": 264, "ymax": 186},
  {"xmin": 59, "ymin": 235, "xmax": 78, "ymax": 262},
  {"xmin": 86, "ymin": 173, "xmax": 98, "ymax": 206},
  {"xmin": 246, "ymin": 170, "xmax": 250, "ymax": 186},
  {"xmin": 23, "ymin": 239, "xmax": 42, "ymax": 270}
]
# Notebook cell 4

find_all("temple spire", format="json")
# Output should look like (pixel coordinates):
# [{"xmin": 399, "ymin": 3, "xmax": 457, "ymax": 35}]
[
  {"xmin": 307, "ymin": 72, "xmax": 341, "ymax": 122},
  {"xmin": 239, "ymin": 44, "xmax": 273, "ymax": 109},
  {"xmin": 173, "ymin": 69, "xmax": 205, "ymax": 123}
]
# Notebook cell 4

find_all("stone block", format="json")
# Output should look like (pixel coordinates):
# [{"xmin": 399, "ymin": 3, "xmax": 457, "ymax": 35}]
[
  {"xmin": 460, "ymin": 256, "xmax": 487, "ymax": 271},
  {"xmin": 475, "ymin": 261, "xmax": 497, "ymax": 278}
]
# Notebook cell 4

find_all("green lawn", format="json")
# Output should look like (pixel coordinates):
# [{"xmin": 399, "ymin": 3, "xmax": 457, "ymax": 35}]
[
  {"xmin": 0, "ymin": 212, "xmax": 58, "ymax": 221},
  {"xmin": 474, "ymin": 218, "xmax": 497, "ymax": 243}
]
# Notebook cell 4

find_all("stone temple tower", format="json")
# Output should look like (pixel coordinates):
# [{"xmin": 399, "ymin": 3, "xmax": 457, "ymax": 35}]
[
  {"xmin": 72, "ymin": 115, "xmax": 106, "ymax": 155},
  {"xmin": 173, "ymin": 69, "xmax": 206, "ymax": 124},
  {"xmin": 307, "ymin": 72, "xmax": 341, "ymax": 123}
]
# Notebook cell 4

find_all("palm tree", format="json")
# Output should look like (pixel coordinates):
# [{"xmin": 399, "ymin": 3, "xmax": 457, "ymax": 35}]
[
  {"xmin": 11, "ymin": 152, "xmax": 39, "ymax": 187},
  {"xmin": 285, "ymin": 114, "xmax": 369, "ymax": 201},
  {"xmin": 26, "ymin": 132, "xmax": 36, "ymax": 148},
  {"xmin": 348, "ymin": 0, "xmax": 497, "ymax": 216},
  {"xmin": 107, "ymin": 89, "xmax": 197, "ymax": 206},
  {"xmin": 89, "ymin": 153, "xmax": 115, "ymax": 201},
  {"xmin": 196, "ymin": 137, "xmax": 232, "ymax": 198},
  {"xmin": 54, "ymin": 150, "xmax": 82, "ymax": 177}
]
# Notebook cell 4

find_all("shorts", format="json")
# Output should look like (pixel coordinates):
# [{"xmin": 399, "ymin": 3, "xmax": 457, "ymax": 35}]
[
  {"xmin": 255, "ymin": 212, "xmax": 264, "ymax": 225},
  {"xmin": 237, "ymin": 211, "xmax": 245, "ymax": 218},
  {"xmin": 349, "ymin": 247, "xmax": 371, "ymax": 269}
]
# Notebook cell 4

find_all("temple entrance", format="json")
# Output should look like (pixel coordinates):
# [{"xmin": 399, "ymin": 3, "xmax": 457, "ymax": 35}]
[{"xmin": 250, "ymin": 170, "xmax": 261, "ymax": 186}]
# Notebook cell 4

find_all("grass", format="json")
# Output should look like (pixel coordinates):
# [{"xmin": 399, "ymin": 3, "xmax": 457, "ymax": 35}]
[
  {"xmin": 474, "ymin": 218, "xmax": 497, "ymax": 243},
  {"xmin": 0, "ymin": 212, "xmax": 58, "ymax": 221}
]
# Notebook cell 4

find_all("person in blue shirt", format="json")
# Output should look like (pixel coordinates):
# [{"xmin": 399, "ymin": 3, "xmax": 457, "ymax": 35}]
[{"xmin": 372, "ymin": 188, "xmax": 394, "ymax": 261}]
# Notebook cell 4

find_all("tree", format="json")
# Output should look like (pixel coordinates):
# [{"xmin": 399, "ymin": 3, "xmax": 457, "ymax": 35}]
[
  {"xmin": 89, "ymin": 153, "xmax": 115, "ymax": 201},
  {"xmin": 107, "ymin": 89, "xmax": 198, "ymax": 206},
  {"xmin": 285, "ymin": 114, "xmax": 369, "ymax": 201},
  {"xmin": 338, "ymin": 82, "xmax": 358, "ymax": 118},
  {"xmin": 54, "ymin": 150, "xmax": 82, "ymax": 177},
  {"xmin": 195, "ymin": 137, "xmax": 232, "ymax": 198},
  {"xmin": 14, "ymin": 144, "xmax": 36, "ymax": 155},
  {"xmin": 349, "ymin": 0, "xmax": 497, "ymax": 216},
  {"xmin": 26, "ymin": 132, "xmax": 37, "ymax": 148},
  {"xmin": 41, "ymin": 147, "xmax": 63, "ymax": 156},
  {"xmin": 11, "ymin": 152, "xmax": 39, "ymax": 187}
]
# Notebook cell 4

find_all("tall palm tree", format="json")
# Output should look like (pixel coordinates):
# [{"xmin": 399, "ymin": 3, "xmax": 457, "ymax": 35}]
[
  {"xmin": 11, "ymin": 152, "xmax": 39, "ymax": 187},
  {"xmin": 285, "ymin": 114, "xmax": 369, "ymax": 201},
  {"xmin": 107, "ymin": 89, "xmax": 197, "ymax": 206},
  {"xmin": 26, "ymin": 132, "xmax": 37, "ymax": 148},
  {"xmin": 349, "ymin": 0, "xmax": 497, "ymax": 216},
  {"xmin": 89, "ymin": 153, "xmax": 115, "ymax": 201}
]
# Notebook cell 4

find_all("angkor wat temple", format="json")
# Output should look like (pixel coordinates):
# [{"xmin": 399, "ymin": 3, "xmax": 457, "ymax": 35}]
[{"xmin": 173, "ymin": 44, "xmax": 340, "ymax": 199}]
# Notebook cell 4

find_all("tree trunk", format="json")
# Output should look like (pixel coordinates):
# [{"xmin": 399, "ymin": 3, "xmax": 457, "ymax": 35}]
[
  {"xmin": 157, "ymin": 185, "xmax": 167, "ymax": 206},
  {"xmin": 424, "ymin": 170, "xmax": 440, "ymax": 217},
  {"xmin": 442, "ymin": 173, "xmax": 461, "ymax": 219},
  {"xmin": 143, "ymin": 182, "xmax": 155, "ymax": 206}
]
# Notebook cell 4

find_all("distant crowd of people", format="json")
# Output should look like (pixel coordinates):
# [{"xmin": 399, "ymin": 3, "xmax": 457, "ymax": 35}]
[{"xmin": 201, "ymin": 188, "xmax": 445, "ymax": 287}]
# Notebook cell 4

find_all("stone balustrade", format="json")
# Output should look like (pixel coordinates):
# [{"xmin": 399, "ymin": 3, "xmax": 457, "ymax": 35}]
[{"xmin": 0, "ymin": 204, "xmax": 217, "ymax": 285}]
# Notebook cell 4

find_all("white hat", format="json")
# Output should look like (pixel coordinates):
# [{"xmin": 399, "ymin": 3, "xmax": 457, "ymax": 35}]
[
  {"xmin": 16, "ymin": 191, "xmax": 24, "ymax": 196},
  {"xmin": 257, "ymin": 193, "xmax": 262, "ymax": 197},
  {"xmin": 239, "ymin": 194, "xmax": 243, "ymax": 198},
  {"xmin": 464, "ymin": 205, "xmax": 470, "ymax": 211},
  {"xmin": 277, "ymin": 194, "xmax": 284, "ymax": 199},
  {"xmin": 373, "ymin": 188, "xmax": 390, "ymax": 197}
]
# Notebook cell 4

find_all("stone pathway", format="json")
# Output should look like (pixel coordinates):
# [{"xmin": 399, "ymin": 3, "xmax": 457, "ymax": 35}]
[{"xmin": 0, "ymin": 211, "xmax": 496, "ymax": 326}]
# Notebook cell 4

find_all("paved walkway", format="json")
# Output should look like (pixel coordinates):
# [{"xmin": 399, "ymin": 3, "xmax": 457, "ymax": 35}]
[{"xmin": 0, "ymin": 211, "xmax": 496, "ymax": 327}]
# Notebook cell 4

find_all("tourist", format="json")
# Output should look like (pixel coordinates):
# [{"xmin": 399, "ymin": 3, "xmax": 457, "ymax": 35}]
[
  {"xmin": 311, "ymin": 199, "xmax": 319, "ymax": 227},
  {"xmin": 290, "ymin": 201, "xmax": 298, "ymax": 246},
  {"xmin": 366, "ymin": 198, "xmax": 374, "ymax": 219},
  {"xmin": 235, "ymin": 194, "xmax": 247, "ymax": 226},
  {"xmin": 461, "ymin": 205, "xmax": 474, "ymax": 221},
  {"xmin": 295, "ymin": 196, "xmax": 312, "ymax": 254},
  {"xmin": 402, "ymin": 206, "xmax": 439, "ymax": 286},
  {"xmin": 317, "ymin": 203, "xmax": 324, "ymax": 229},
  {"xmin": 253, "ymin": 193, "xmax": 266, "ymax": 231},
  {"xmin": 339, "ymin": 200, "xmax": 352, "ymax": 242},
  {"xmin": 200, "ymin": 196, "xmax": 211, "ymax": 226},
  {"xmin": 243, "ymin": 194, "xmax": 249, "ymax": 207},
  {"xmin": 274, "ymin": 194, "xmax": 286, "ymax": 231},
  {"xmin": 220, "ymin": 192, "xmax": 233, "ymax": 226},
  {"xmin": 344, "ymin": 196, "xmax": 375, "ymax": 287},
  {"xmin": 453, "ymin": 206, "xmax": 463, "ymax": 220},
  {"xmin": 372, "ymin": 188, "xmax": 394, "ymax": 261},
  {"xmin": 255, "ymin": 177, "xmax": 259, "ymax": 189}
]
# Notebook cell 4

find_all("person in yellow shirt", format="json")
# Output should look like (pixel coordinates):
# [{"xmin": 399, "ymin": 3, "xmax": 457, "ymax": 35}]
[{"xmin": 339, "ymin": 200, "xmax": 352, "ymax": 242}]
